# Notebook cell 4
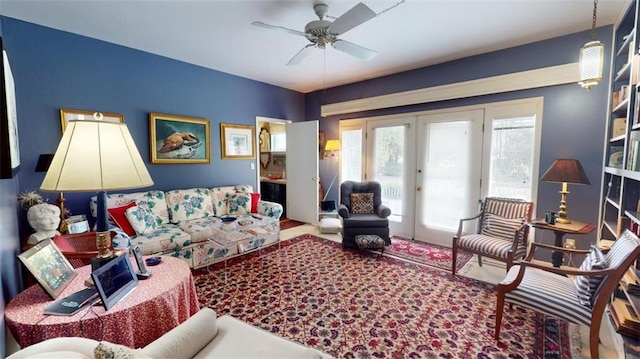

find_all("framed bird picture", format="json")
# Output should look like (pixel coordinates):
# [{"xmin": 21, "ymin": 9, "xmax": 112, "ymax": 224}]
[
  {"xmin": 220, "ymin": 123, "xmax": 256, "ymax": 160},
  {"xmin": 149, "ymin": 113, "xmax": 210, "ymax": 164}
]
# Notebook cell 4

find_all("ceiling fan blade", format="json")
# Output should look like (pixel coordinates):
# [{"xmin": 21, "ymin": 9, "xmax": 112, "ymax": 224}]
[
  {"xmin": 251, "ymin": 21, "xmax": 306, "ymax": 37},
  {"xmin": 287, "ymin": 44, "xmax": 316, "ymax": 66},
  {"xmin": 332, "ymin": 39, "xmax": 377, "ymax": 61},
  {"xmin": 328, "ymin": 2, "xmax": 376, "ymax": 36}
]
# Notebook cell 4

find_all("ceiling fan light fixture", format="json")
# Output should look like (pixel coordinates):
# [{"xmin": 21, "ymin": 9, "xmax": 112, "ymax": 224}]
[{"xmin": 578, "ymin": 0, "xmax": 603, "ymax": 90}]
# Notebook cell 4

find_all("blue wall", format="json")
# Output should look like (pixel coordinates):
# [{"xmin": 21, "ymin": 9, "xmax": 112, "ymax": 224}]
[
  {"xmin": 310, "ymin": 27, "xmax": 612, "ymax": 248},
  {"xmin": 1, "ymin": 17, "xmax": 305, "ymax": 223}
]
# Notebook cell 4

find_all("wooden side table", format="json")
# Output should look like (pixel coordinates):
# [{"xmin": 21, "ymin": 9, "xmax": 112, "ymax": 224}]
[{"xmin": 529, "ymin": 220, "xmax": 596, "ymax": 267}]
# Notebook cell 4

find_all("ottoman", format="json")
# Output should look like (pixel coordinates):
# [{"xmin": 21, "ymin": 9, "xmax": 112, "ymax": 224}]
[
  {"xmin": 355, "ymin": 234, "xmax": 386, "ymax": 254},
  {"xmin": 319, "ymin": 217, "xmax": 341, "ymax": 234}
]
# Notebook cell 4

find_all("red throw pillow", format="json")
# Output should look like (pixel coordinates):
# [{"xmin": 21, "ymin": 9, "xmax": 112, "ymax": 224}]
[
  {"xmin": 250, "ymin": 193, "xmax": 260, "ymax": 213},
  {"xmin": 107, "ymin": 202, "xmax": 137, "ymax": 236},
  {"xmin": 52, "ymin": 234, "xmax": 74, "ymax": 252}
]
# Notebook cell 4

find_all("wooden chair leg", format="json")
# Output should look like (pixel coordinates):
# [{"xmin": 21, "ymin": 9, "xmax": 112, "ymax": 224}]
[
  {"xmin": 494, "ymin": 287, "xmax": 505, "ymax": 340},
  {"xmin": 589, "ymin": 315, "xmax": 601, "ymax": 359},
  {"xmin": 477, "ymin": 254, "xmax": 483, "ymax": 267},
  {"xmin": 451, "ymin": 239, "xmax": 458, "ymax": 275}
]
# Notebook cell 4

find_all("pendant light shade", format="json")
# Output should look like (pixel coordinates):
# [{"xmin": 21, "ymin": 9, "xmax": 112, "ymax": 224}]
[
  {"xmin": 579, "ymin": 40, "xmax": 604, "ymax": 90},
  {"xmin": 578, "ymin": 0, "xmax": 604, "ymax": 90}
]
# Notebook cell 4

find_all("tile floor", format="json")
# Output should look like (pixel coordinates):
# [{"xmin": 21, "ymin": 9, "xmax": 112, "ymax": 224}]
[{"xmin": 281, "ymin": 224, "xmax": 623, "ymax": 359}]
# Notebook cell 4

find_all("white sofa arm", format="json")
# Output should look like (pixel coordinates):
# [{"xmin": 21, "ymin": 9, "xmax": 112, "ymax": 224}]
[
  {"xmin": 141, "ymin": 308, "xmax": 218, "ymax": 359},
  {"xmin": 6, "ymin": 337, "xmax": 98, "ymax": 358},
  {"xmin": 258, "ymin": 200, "xmax": 283, "ymax": 219}
]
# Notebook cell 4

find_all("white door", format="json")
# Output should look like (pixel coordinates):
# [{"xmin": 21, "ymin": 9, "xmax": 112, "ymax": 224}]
[
  {"xmin": 365, "ymin": 118, "xmax": 417, "ymax": 238},
  {"xmin": 414, "ymin": 110, "xmax": 484, "ymax": 246},
  {"xmin": 286, "ymin": 121, "xmax": 319, "ymax": 224}
]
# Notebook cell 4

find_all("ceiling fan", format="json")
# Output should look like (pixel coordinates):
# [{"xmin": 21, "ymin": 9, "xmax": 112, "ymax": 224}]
[{"xmin": 252, "ymin": 2, "xmax": 377, "ymax": 66}]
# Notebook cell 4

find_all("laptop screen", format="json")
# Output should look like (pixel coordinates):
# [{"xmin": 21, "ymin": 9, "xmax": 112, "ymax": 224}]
[{"xmin": 91, "ymin": 254, "xmax": 138, "ymax": 310}]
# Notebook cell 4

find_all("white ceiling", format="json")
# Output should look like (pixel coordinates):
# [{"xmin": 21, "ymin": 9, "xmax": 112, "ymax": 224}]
[{"xmin": 0, "ymin": 0, "xmax": 629, "ymax": 93}]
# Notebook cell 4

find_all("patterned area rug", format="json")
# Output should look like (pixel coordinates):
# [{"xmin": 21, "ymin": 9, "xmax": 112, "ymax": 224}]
[
  {"xmin": 383, "ymin": 236, "xmax": 473, "ymax": 272},
  {"xmin": 193, "ymin": 234, "xmax": 572, "ymax": 358},
  {"xmin": 279, "ymin": 217, "xmax": 305, "ymax": 230}
]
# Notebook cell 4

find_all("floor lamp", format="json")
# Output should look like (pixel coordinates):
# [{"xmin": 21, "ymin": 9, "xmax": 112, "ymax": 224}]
[
  {"xmin": 40, "ymin": 118, "xmax": 153, "ymax": 268},
  {"xmin": 321, "ymin": 140, "xmax": 341, "ymax": 211}
]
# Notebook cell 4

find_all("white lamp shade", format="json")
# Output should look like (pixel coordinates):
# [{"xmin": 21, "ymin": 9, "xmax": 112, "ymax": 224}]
[
  {"xmin": 578, "ymin": 40, "xmax": 604, "ymax": 90},
  {"xmin": 41, "ymin": 120, "xmax": 153, "ymax": 192}
]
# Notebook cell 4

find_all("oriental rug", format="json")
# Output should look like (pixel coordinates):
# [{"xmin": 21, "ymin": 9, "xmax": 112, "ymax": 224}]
[
  {"xmin": 193, "ymin": 234, "xmax": 574, "ymax": 358},
  {"xmin": 279, "ymin": 216, "xmax": 305, "ymax": 230},
  {"xmin": 383, "ymin": 236, "xmax": 473, "ymax": 272}
]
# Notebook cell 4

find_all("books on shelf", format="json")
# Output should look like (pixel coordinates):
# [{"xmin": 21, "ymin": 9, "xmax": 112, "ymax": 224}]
[
  {"xmin": 613, "ymin": 117, "xmax": 627, "ymax": 137},
  {"xmin": 628, "ymin": 132, "xmax": 640, "ymax": 171},
  {"xmin": 610, "ymin": 298, "xmax": 640, "ymax": 336}
]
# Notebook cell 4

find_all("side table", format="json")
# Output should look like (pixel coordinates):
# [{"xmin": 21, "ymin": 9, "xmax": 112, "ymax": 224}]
[
  {"xmin": 529, "ymin": 220, "xmax": 596, "ymax": 267},
  {"xmin": 6, "ymin": 256, "xmax": 199, "ymax": 348}
]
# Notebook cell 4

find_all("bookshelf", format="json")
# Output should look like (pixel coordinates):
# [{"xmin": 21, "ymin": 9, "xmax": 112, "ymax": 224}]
[{"xmin": 599, "ymin": 0, "xmax": 640, "ymax": 349}]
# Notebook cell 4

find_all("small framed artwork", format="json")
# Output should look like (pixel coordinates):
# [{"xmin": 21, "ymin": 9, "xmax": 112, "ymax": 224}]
[
  {"xmin": 0, "ymin": 38, "xmax": 20, "ymax": 179},
  {"xmin": 18, "ymin": 238, "xmax": 77, "ymax": 299},
  {"xmin": 220, "ymin": 123, "xmax": 256, "ymax": 159},
  {"xmin": 149, "ymin": 113, "xmax": 210, "ymax": 164},
  {"xmin": 59, "ymin": 109, "xmax": 124, "ymax": 133}
]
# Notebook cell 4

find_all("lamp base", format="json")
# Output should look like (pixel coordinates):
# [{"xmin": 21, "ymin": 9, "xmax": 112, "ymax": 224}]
[{"xmin": 555, "ymin": 217, "xmax": 571, "ymax": 224}]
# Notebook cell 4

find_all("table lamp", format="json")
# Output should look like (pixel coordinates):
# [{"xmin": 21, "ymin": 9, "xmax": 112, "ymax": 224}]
[
  {"xmin": 540, "ymin": 159, "xmax": 590, "ymax": 224},
  {"xmin": 40, "ymin": 118, "xmax": 153, "ymax": 268},
  {"xmin": 35, "ymin": 153, "xmax": 69, "ymax": 234}
]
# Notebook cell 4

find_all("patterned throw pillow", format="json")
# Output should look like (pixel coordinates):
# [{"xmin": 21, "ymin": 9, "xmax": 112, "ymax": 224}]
[
  {"xmin": 107, "ymin": 202, "xmax": 137, "ymax": 236},
  {"xmin": 124, "ymin": 206, "xmax": 159, "ymax": 235},
  {"xmin": 94, "ymin": 341, "xmax": 152, "ymax": 359},
  {"xmin": 227, "ymin": 192, "xmax": 251, "ymax": 215},
  {"xmin": 574, "ymin": 244, "xmax": 607, "ymax": 306},
  {"xmin": 481, "ymin": 213, "xmax": 524, "ymax": 241},
  {"xmin": 165, "ymin": 188, "xmax": 214, "ymax": 223},
  {"xmin": 350, "ymin": 193, "xmax": 374, "ymax": 214}
]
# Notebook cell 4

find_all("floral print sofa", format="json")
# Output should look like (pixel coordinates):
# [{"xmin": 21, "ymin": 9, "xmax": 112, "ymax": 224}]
[{"xmin": 90, "ymin": 185, "xmax": 283, "ymax": 269}]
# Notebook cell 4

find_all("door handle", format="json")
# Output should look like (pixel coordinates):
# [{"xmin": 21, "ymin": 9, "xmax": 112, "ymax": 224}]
[
  {"xmin": 417, "ymin": 186, "xmax": 422, "ymax": 191},
  {"xmin": 312, "ymin": 176, "xmax": 319, "ymax": 182}
]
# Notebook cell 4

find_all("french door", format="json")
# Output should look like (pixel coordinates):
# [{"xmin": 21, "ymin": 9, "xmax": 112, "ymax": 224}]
[
  {"xmin": 414, "ymin": 110, "xmax": 484, "ymax": 246},
  {"xmin": 340, "ymin": 98, "xmax": 542, "ymax": 246}
]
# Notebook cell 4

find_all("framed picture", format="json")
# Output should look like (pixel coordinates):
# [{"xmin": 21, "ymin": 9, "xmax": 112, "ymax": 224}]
[
  {"xmin": 220, "ymin": 123, "xmax": 256, "ymax": 159},
  {"xmin": 319, "ymin": 131, "xmax": 326, "ymax": 159},
  {"xmin": 18, "ymin": 238, "xmax": 77, "ymax": 299},
  {"xmin": 59, "ymin": 109, "xmax": 124, "ymax": 133},
  {"xmin": 150, "ymin": 113, "xmax": 210, "ymax": 164},
  {"xmin": 0, "ymin": 38, "xmax": 20, "ymax": 179}
]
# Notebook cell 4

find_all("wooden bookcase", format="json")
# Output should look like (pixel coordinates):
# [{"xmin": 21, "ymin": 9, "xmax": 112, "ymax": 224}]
[{"xmin": 599, "ymin": 0, "xmax": 640, "ymax": 346}]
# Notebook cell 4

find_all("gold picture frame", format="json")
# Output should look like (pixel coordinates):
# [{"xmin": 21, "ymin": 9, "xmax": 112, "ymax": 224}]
[
  {"xmin": 220, "ymin": 123, "xmax": 256, "ymax": 159},
  {"xmin": 18, "ymin": 238, "xmax": 77, "ymax": 299},
  {"xmin": 59, "ymin": 108, "xmax": 124, "ymax": 133},
  {"xmin": 149, "ymin": 113, "xmax": 210, "ymax": 164}
]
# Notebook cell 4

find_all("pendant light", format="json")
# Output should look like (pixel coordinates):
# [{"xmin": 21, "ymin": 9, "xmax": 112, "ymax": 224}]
[{"xmin": 578, "ymin": 0, "xmax": 604, "ymax": 90}]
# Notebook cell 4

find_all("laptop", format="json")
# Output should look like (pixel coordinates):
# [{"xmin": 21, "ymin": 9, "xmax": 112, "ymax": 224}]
[
  {"xmin": 91, "ymin": 253, "xmax": 139, "ymax": 311},
  {"xmin": 43, "ymin": 287, "xmax": 99, "ymax": 316}
]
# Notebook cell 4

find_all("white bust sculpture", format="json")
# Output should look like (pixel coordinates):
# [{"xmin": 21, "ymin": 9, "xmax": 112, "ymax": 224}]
[{"xmin": 27, "ymin": 203, "xmax": 61, "ymax": 244}]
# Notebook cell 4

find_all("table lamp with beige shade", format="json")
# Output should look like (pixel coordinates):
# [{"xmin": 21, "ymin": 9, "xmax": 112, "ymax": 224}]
[
  {"xmin": 540, "ymin": 159, "xmax": 590, "ymax": 224},
  {"xmin": 40, "ymin": 116, "xmax": 153, "ymax": 269}
]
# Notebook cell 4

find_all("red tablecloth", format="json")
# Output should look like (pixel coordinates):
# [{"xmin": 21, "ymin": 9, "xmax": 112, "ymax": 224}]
[{"xmin": 6, "ymin": 256, "xmax": 199, "ymax": 348}]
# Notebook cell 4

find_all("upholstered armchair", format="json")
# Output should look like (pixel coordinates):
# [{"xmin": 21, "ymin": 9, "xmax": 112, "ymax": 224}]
[
  {"xmin": 338, "ymin": 181, "xmax": 391, "ymax": 248},
  {"xmin": 494, "ymin": 229, "xmax": 640, "ymax": 359},
  {"xmin": 452, "ymin": 197, "xmax": 533, "ymax": 274}
]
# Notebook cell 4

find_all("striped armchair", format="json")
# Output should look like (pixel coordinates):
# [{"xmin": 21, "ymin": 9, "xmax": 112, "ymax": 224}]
[
  {"xmin": 451, "ymin": 197, "xmax": 533, "ymax": 274},
  {"xmin": 494, "ymin": 229, "xmax": 640, "ymax": 359}
]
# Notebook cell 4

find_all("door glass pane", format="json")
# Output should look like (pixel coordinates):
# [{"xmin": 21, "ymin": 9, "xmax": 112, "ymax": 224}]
[
  {"xmin": 341, "ymin": 129, "xmax": 362, "ymax": 182},
  {"xmin": 372, "ymin": 126, "xmax": 404, "ymax": 220},
  {"xmin": 487, "ymin": 116, "xmax": 535, "ymax": 200},
  {"xmin": 423, "ymin": 121, "xmax": 473, "ymax": 230}
]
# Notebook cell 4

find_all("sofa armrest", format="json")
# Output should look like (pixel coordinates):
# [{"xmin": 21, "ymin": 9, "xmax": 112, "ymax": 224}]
[
  {"xmin": 258, "ymin": 200, "xmax": 283, "ymax": 219},
  {"xmin": 141, "ymin": 308, "xmax": 218, "ymax": 359},
  {"xmin": 376, "ymin": 204, "xmax": 391, "ymax": 218},
  {"xmin": 338, "ymin": 204, "xmax": 350, "ymax": 218},
  {"xmin": 7, "ymin": 337, "xmax": 98, "ymax": 359}
]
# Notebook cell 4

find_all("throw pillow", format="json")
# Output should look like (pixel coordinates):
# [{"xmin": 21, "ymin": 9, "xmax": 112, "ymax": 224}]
[
  {"xmin": 350, "ymin": 193, "xmax": 374, "ymax": 214},
  {"xmin": 481, "ymin": 213, "xmax": 524, "ymax": 241},
  {"xmin": 165, "ymin": 188, "xmax": 214, "ymax": 223},
  {"xmin": 107, "ymin": 202, "xmax": 137, "ymax": 237},
  {"xmin": 94, "ymin": 341, "xmax": 152, "ymax": 359},
  {"xmin": 226, "ymin": 192, "xmax": 252, "ymax": 215},
  {"xmin": 250, "ymin": 193, "xmax": 260, "ymax": 213},
  {"xmin": 574, "ymin": 244, "xmax": 607, "ymax": 306},
  {"xmin": 124, "ymin": 206, "xmax": 159, "ymax": 235}
]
